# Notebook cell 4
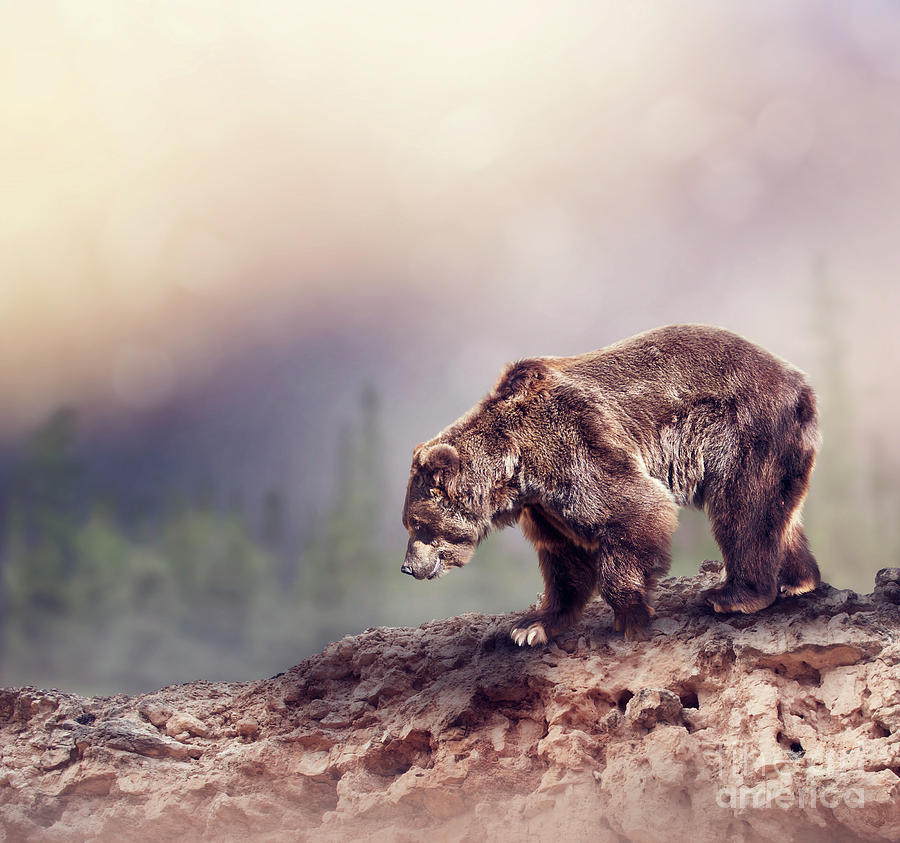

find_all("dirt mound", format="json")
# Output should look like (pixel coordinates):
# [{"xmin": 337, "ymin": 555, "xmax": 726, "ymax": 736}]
[{"xmin": 2, "ymin": 563, "xmax": 899, "ymax": 841}]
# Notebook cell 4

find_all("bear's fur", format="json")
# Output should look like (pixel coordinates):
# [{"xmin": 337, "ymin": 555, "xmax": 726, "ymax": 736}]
[{"xmin": 401, "ymin": 325, "xmax": 821, "ymax": 646}]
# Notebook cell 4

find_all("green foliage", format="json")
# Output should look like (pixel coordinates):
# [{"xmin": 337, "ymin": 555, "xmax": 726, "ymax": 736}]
[{"xmin": 0, "ymin": 408, "xmax": 297, "ymax": 693}]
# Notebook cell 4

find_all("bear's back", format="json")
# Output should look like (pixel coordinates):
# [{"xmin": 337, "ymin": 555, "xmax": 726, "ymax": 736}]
[{"xmin": 553, "ymin": 324, "xmax": 807, "ymax": 407}]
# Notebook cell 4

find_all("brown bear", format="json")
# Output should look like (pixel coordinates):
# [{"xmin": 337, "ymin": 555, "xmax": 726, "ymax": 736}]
[{"xmin": 401, "ymin": 324, "xmax": 821, "ymax": 646}]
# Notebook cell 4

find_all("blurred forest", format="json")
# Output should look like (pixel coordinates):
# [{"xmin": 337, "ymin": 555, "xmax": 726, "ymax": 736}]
[
  {"xmin": 1, "ymin": 280, "xmax": 895, "ymax": 696},
  {"xmin": 0, "ymin": 387, "xmax": 537, "ymax": 694}
]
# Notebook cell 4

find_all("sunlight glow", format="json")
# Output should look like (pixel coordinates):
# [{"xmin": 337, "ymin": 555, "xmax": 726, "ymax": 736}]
[{"xmin": 1, "ymin": 1, "xmax": 898, "ymax": 436}]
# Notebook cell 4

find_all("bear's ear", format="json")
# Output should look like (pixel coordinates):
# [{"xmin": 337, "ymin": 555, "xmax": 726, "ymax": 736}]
[
  {"xmin": 494, "ymin": 359, "xmax": 551, "ymax": 400},
  {"xmin": 422, "ymin": 443, "xmax": 460, "ymax": 499}
]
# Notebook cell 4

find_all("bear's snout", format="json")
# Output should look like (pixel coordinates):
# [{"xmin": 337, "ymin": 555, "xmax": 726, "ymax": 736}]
[{"xmin": 402, "ymin": 539, "xmax": 437, "ymax": 580}]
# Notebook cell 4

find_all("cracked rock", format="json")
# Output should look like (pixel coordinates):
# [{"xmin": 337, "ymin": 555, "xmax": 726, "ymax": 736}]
[{"xmin": 624, "ymin": 688, "xmax": 684, "ymax": 729}]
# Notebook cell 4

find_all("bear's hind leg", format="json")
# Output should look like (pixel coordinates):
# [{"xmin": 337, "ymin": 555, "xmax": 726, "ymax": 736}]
[
  {"xmin": 704, "ymin": 508, "xmax": 780, "ymax": 614},
  {"xmin": 706, "ymin": 432, "xmax": 818, "ymax": 613},
  {"xmin": 778, "ymin": 523, "xmax": 820, "ymax": 596},
  {"xmin": 510, "ymin": 542, "xmax": 597, "ymax": 647},
  {"xmin": 704, "ymin": 482, "xmax": 783, "ymax": 614}
]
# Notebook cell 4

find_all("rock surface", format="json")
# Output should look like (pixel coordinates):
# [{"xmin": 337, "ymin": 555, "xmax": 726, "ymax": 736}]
[{"xmin": 2, "ymin": 563, "xmax": 900, "ymax": 842}]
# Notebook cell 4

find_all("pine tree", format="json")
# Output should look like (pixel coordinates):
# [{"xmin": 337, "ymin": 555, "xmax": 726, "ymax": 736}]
[
  {"xmin": 298, "ymin": 384, "xmax": 390, "ymax": 645},
  {"xmin": 262, "ymin": 488, "xmax": 297, "ymax": 588}
]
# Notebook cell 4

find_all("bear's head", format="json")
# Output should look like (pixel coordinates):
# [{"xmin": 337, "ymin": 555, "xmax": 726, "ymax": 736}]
[{"xmin": 401, "ymin": 442, "xmax": 479, "ymax": 579}]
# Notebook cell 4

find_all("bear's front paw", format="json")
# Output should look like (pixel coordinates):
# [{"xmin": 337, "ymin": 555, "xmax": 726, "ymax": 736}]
[{"xmin": 510, "ymin": 621, "xmax": 549, "ymax": 647}]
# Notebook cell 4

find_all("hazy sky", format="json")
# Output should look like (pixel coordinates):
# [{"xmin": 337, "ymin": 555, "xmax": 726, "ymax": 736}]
[{"xmin": 2, "ymin": 0, "xmax": 900, "ymax": 444}]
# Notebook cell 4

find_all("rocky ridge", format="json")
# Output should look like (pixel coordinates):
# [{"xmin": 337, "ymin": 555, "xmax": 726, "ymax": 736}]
[{"xmin": 2, "ymin": 563, "xmax": 900, "ymax": 842}]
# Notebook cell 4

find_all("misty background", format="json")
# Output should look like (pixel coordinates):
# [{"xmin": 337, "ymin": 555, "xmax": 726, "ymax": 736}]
[{"xmin": 2, "ymin": 1, "xmax": 899, "ymax": 695}]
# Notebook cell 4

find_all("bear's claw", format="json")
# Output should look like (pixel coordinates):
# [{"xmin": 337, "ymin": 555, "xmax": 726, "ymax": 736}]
[
  {"xmin": 510, "ymin": 622, "xmax": 548, "ymax": 647},
  {"xmin": 778, "ymin": 577, "xmax": 818, "ymax": 597}
]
